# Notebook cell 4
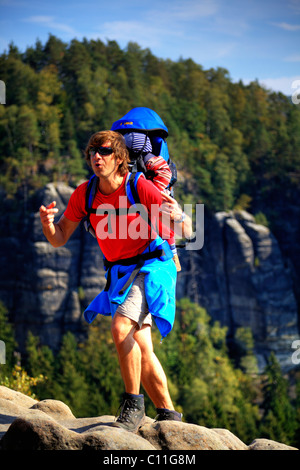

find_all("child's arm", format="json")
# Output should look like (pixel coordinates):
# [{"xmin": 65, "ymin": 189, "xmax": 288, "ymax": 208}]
[{"xmin": 145, "ymin": 155, "xmax": 172, "ymax": 191}]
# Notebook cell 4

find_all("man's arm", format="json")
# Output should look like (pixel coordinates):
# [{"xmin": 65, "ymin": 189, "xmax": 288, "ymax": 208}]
[{"xmin": 39, "ymin": 201, "xmax": 80, "ymax": 247}]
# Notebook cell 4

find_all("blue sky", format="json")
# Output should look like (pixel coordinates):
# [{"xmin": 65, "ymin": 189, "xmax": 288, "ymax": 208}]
[{"xmin": 1, "ymin": 0, "xmax": 300, "ymax": 95}]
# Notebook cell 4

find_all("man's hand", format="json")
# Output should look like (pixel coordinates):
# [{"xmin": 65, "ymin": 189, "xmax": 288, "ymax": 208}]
[
  {"xmin": 39, "ymin": 201, "xmax": 79, "ymax": 247},
  {"xmin": 39, "ymin": 201, "xmax": 59, "ymax": 236}
]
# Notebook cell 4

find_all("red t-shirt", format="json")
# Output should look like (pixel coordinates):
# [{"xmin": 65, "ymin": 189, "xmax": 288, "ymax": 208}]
[{"xmin": 64, "ymin": 173, "xmax": 164, "ymax": 262}]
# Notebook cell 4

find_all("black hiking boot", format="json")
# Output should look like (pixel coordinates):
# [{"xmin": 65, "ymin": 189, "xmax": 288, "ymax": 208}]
[
  {"xmin": 155, "ymin": 408, "xmax": 183, "ymax": 422},
  {"xmin": 115, "ymin": 393, "xmax": 145, "ymax": 433}
]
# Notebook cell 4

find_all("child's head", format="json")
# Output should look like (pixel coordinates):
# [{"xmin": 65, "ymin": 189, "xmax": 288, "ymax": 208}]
[{"xmin": 124, "ymin": 132, "xmax": 152, "ymax": 156}]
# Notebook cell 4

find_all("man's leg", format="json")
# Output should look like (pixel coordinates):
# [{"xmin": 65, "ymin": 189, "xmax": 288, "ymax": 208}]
[
  {"xmin": 110, "ymin": 274, "xmax": 181, "ymax": 429},
  {"xmin": 111, "ymin": 311, "xmax": 174, "ymax": 409},
  {"xmin": 133, "ymin": 324, "xmax": 174, "ymax": 410},
  {"xmin": 111, "ymin": 312, "xmax": 142, "ymax": 394},
  {"xmin": 111, "ymin": 312, "xmax": 146, "ymax": 432}
]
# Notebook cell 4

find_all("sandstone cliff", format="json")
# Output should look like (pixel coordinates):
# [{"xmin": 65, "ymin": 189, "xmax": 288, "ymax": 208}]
[
  {"xmin": 0, "ymin": 386, "xmax": 297, "ymax": 451},
  {"xmin": 0, "ymin": 182, "xmax": 299, "ymax": 371}
]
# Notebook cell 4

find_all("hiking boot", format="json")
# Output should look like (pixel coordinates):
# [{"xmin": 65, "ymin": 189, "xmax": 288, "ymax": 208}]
[
  {"xmin": 155, "ymin": 408, "xmax": 183, "ymax": 422},
  {"xmin": 115, "ymin": 393, "xmax": 145, "ymax": 433}
]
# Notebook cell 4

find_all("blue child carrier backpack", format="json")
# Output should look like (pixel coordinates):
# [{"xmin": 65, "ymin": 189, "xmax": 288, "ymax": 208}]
[
  {"xmin": 84, "ymin": 107, "xmax": 178, "ymax": 239},
  {"xmin": 111, "ymin": 107, "xmax": 177, "ymax": 191}
]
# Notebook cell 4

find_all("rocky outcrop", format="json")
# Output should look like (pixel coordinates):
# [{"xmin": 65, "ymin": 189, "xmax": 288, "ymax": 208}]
[
  {"xmin": 0, "ymin": 182, "xmax": 299, "ymax": 370},
  {"xmin": 0, "ymin": 387, "xmax": 297, "ymax": 451},
  {"xmin": 0, "ymin": 182, "xmax": 106, "ymax": 353},
  {"xmin": 177, "ymin": 209, "xmax": 299, "ymax": 371}
]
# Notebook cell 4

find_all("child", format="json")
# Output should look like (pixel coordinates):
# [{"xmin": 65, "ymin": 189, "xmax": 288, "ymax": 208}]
[{"xmin": 124, "ymin": 132, "xmax": 181, "ymax": 271}]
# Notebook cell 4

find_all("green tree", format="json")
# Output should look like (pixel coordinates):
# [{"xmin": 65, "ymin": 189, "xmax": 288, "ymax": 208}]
[
  {"xmin": 78, "ymin": 317, "xmax": 123, "ymax": 416},
  {"xmin": 211, "ymin": 152, "xmax": 237, "ymax": 210},
  {"xmin": 25, "ymin": 331, "xmax": 56, "ymax": 399},
  {"xmin": 154, "ymin": 298, "xmax": 260, "ymax": 442},
  {"xmin": 260, "ymin": 352, "xmax": 296, "ymax": 445},
  {"xmin": 53, "ymin": 331, "xmax": 90, "ymax": 417},
  {"xmin": 234, "ymin": 327, "xmax": 258, "ymax": 375},
  {"xmin": 0, "ymin": 301, "xmax": 17, "ymax": 370},
  {"xmin": 294, "ymin": 377, "xmax": 300, "ymax": 448}
]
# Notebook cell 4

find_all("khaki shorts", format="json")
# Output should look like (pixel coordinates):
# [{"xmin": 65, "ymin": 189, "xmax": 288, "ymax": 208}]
[{"xmin": 116, "ymin": 273, "xmax": 152, "ymax": 329}]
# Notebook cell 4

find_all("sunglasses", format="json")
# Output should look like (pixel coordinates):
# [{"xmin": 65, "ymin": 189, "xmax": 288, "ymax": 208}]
[{"xmin": 89, "ymin": 146, "xmax": 114, "ymax": 157}]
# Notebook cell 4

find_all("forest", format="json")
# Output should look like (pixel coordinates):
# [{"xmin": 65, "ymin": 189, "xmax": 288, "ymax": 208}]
[
  {"xmin": 0, "ymin": 34, "xmax": 300, "ymax": 446},
  {"xmin": 0, "ymin": 34, "xmax": 300, "ymax": 218}
]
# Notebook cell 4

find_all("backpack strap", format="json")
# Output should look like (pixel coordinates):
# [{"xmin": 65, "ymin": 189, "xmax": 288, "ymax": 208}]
[
  {"xmin": 125, "ymin": 171, "xmax": 142, "ymax": 205},
  {"xmin": 83, "ymin": 175, "xmax": 99, "ymax": 237},
  {"xmin": 83, "ymin": 171, "xmax": 157, "ymax": 238},
  {"xmin": 85, "ymin": 174, "xmax": 99, "ymax": 213},
  {"xmin": 83, "ymin": 172, "xmax": 143, "ymax": 238}
]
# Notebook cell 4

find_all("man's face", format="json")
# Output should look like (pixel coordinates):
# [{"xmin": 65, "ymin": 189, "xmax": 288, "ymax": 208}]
[{"xmin": 90, "ymin": 141, "xmax": 121, "ymax": 178}]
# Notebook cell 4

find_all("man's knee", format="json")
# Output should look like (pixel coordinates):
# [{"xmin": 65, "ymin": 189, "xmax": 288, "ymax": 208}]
[
  {"xmin": 134, "ymin": 324, "xmax": 153, "ymax": 356},
  {"xmin": 111, "ymin": 313, "xmax": 136, "ymax": 345}
]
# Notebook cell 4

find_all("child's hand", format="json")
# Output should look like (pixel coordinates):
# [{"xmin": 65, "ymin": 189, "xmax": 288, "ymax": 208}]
[{"xmin": 160, "ymin": 192, "xmax": 183, "ymax": 222}]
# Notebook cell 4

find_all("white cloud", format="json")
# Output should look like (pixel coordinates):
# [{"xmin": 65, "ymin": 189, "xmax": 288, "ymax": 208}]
[
  {"xmin": 273, "ymin": 22, "xmax": 300, "ymax": 31},
  {"xmin": 258, "ymin": 76, "xmax": 300, "ymax": 95},
  {"xmin": 166, "ymin": 0, "xmax": 218, "ymax": 20},
  {"xmin": 25, "ymin": 15, "xmax": 53, "ymax": 23},
  {"xmin": 284, "ymin": 54, "xmax": 300, "ymax": 62},
  {"xmin": 211, "ymin": 16, "xmax": 249, "ymax": 37},
  {"xmin": 89, "ymin": 15, "xmax": 190, "ymax": 52},
  {"xmin": 90, "ymin": 20, "xmax": 168, "ymax": 49},
  {"xmin": 23, "ymin": 15, "xmax": 76, "ymax": 35}
]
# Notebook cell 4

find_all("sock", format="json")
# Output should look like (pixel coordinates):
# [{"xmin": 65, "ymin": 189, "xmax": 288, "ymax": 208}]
[
  {"xmin": 125, "ymin": 392, "xmax": 144, "ymax": 399},
  {"xmin": 157, "ymin": 408, "xmax": 181, "ymax": 416}
]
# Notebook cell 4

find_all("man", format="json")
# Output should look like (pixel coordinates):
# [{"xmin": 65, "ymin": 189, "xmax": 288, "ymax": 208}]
[{"xmin": 39, "ymin": 130, "xmax": 192, "ymax": 432}]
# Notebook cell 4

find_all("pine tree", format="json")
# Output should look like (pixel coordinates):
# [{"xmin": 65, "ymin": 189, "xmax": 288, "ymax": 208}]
[
  {"xmin": 260, "ymin": 352, "xmax": 296, "ymax": 445},
  {"xmin": 0, "ymin": 301, "xmax": 17, "ymax": 370},
  {"xmin": 294, "ymin": 377, "xmax": 300, "ymax": 448},
  {"xmin": 25, "ymin": 331, "xmax": 56, "ymax": 399},
  {"xmin": 78, "ymin": 318, "xmax": 123, "ymax": 416},
  {"xmin": 155, "ymin": 298, "xmax": 260, "ymax": 442},
  {"xmin": 53, "ymin": 331, "xmax": 90, "ymax": 417}
]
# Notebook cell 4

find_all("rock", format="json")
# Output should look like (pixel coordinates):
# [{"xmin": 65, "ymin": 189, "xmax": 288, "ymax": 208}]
[
  {"xmin": 0, "ymin": 385, "xmax": 37, "ymax": 408},
  {"xmin": 138, "ymin": 421, "xmax": 229, "ymax": 450},
  {"xmin": 1, "ymin": 416, "xmax": 82, "ymax": 450},
  {"xmin": 0, "ymin": 387, "xmax": 298, "ymax": 451},
  {"xmin": 81, "ymin": 426, "xmax": 155, "ymax": 451},
  {"xmin": 30, "ymin": 399, "xmax": 76, "ymax": 420},
  {"xmin": 249, "ymin": 438, "xmax": 298, "ymax": 451},
  {"xmin": 177, "ymin": 209, "xmax": 299, "ymax": 371},
  {"xmin": 0, "ymin": 394, "xmax": 57, "ymax": 440},
  {"xmin": 211, "ymin": 428, "xmax": 249, "ymax": 450},
  {"xmin": 1, "ymin": 415, "xmax": 155, "ymax": 451},
  {"xmin": 0, "ymin": 182, "xmax": 106, "ymax": 354}
]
